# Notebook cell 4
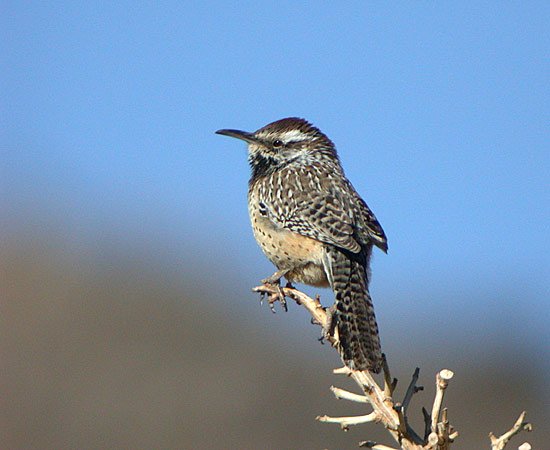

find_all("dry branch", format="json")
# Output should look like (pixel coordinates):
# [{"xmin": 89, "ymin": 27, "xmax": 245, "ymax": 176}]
[
  {"xmin": 489, "ymin": 411, "xmax": 532, "ymax": 450},
  {"xmin": 252, "ymin": 284, "xmax": 532, "ymax": 449}
]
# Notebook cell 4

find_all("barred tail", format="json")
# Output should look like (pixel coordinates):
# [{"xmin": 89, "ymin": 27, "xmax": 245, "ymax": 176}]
[{"xmin": 326, "ymin": 247, "xmax": 383, "ymax": 372}]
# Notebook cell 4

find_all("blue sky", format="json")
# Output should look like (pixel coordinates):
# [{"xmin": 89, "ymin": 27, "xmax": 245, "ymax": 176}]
[{"xmin": 2, "ymin": 2, "xmax": 548, "ymax": 356}]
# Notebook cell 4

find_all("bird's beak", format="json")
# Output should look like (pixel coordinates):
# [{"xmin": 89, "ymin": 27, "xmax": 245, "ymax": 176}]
[{"xmin": 215, "ymin": 129, "xmax": 258, "ymax": 144}]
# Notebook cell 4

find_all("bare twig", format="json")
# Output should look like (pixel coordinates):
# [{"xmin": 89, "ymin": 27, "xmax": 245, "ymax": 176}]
[
  {"xmin": 254, "ymin": 284, "xmax": 427, "ymax": 448},
  {"xmin": 333, "ymin": 366, "xmax": 352, "ymax": 375},
  {"xmin": 422, "ymin": 407, "xmax": 431, "ymax": 442},
  {"xmin": 330, "ymin": 385, "xmax": 369, "ymax": 403},
  {"xmin": 252, "ymin": 284, "xmax": 531, "ymax": 450},
  {"xmin": 402, "ymin": 367, "xmax": 423, "ymax": 412},
  {"xmin": 382, "ymin": 354, "xmax": 397, "ymax": 398},
  {"xmin": 317, "ymin": 412, "xmax": 379, "ymax": 429},
  {"xmin": 489, "ymin": 411, "xmax": 532, "ymax": 450},
  {"xmin": 430, "ymin": 370, "xmax": 454, "ymax": 432}
]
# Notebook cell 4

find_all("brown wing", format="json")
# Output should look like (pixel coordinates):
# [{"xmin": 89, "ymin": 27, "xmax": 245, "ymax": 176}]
[{"xmin": 258, "ymin": 166, "xmax": 363, "ymax": 253}]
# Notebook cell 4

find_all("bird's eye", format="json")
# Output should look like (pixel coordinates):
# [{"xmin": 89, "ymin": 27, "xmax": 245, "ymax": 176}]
[{"xmin": 272, "ymin": 139, "xmax": 284, "ymax": 148}]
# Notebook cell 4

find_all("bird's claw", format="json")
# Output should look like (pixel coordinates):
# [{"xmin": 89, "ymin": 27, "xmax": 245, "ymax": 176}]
[
  {"xmin": 269, "ymin": 283, "xmax": 287, "ymax": 312},
  {"xmin": 253, "ymin": 282, "xmax": 288, "ymax": 313}
]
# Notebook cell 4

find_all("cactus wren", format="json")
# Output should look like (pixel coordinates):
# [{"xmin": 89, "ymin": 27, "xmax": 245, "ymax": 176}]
[{"xmin": 216, "ymin": 118, "xmax": 387, "ymax": 372}]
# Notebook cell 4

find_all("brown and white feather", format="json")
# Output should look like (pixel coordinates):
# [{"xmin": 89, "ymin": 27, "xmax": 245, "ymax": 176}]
[{"xmin": 218, "ymin": 117, "xmax": 387, "ymax": 372}]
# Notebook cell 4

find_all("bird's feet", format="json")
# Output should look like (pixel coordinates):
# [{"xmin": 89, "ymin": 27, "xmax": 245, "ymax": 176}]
[
  {"xmin": 254, "ymin": 270, "xmax": 291, "ymax": 313},
  {"xmin": 253, "ymin": 282, "xmax": 287, "ymax": 312}
]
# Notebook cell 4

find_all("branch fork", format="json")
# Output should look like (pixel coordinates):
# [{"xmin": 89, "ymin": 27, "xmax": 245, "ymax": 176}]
[{"xmin": 252, "ymin": 283, "xmax": 532, "ymax": 449}]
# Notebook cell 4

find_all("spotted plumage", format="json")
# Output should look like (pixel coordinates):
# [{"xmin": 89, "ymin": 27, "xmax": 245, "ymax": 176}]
[{"xmin": 216, "ymin": 117, "xmax": 387, "ymax": 372}]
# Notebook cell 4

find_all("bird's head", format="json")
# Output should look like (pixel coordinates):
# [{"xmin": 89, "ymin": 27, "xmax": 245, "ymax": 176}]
[{"xmin": 216, "ymin": 117, "xmax": 338, "ymax": 178}]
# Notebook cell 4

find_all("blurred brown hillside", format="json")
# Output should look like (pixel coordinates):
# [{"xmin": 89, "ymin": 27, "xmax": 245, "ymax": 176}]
[{"xmin": 1, "ymin": 234, "xmax": 547, "ymax": 449}]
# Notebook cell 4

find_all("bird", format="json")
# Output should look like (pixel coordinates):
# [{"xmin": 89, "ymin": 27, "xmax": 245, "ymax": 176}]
[{"xmin": 216, "ymin": 117, "xmax": 387, "ymax": 373}]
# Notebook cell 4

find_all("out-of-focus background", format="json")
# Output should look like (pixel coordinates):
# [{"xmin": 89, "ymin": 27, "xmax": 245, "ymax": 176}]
[{"xmin": 2, "ymin": 2, "xmax": 548, "ymax": 449}]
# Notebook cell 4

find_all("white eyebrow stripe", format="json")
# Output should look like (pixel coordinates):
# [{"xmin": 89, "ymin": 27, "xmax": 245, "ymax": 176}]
[{"xmin": 280, "ymin": 129, "xmax": 309, "ymax": 142}]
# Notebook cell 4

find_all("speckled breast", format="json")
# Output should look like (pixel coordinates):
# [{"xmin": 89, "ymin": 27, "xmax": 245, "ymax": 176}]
[{"xmin": 248, "ymin": 188, "xmax": 329, "ymax": 287}]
